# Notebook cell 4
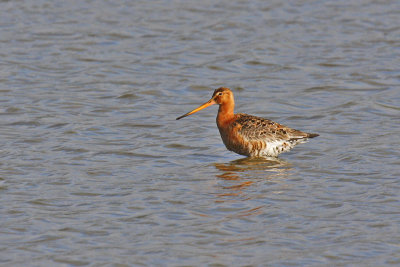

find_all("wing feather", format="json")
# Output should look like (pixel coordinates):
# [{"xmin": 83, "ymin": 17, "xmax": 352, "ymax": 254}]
[{"xmin": 235, "ymin": 113, "xmax": 308, "ymax": 142}]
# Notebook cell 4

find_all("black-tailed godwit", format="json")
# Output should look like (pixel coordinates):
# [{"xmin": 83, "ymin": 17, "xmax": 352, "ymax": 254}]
[{"xmin": 177, "ymin": 87, "xmax": 319, "ymax": 157}]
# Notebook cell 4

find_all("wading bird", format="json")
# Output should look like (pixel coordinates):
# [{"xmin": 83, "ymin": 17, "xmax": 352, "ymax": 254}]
[{"xmin": 176, "ymin": 87, "xmax": 319, "ymax": 157}]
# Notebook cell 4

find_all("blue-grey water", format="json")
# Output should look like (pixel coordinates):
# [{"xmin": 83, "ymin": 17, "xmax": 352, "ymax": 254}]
[{"xmin": 1, "ymin": 0, "xmax": 399, "ymax": 266}]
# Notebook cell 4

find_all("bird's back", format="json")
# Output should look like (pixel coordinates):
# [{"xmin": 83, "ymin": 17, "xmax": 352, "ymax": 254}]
[{"xmin": 218, "ymin": 113, "xmax": 318, "ymax": 157}]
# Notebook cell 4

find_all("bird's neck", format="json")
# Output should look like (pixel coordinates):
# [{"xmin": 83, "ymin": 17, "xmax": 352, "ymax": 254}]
[{"xmin": 217, "ymin": 101, "xmax": 235, "ymax": 127}]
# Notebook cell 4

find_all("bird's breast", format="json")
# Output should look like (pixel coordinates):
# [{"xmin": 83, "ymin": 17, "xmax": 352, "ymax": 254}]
[{"xmin": 217, "ymin": 121, "xmax": 255, "ymax": 156}]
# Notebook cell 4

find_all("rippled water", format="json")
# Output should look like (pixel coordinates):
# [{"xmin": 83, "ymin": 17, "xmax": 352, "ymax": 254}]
[{"xmin": 1, "ymin": 0, "xmax": 399, "ymax": 266}]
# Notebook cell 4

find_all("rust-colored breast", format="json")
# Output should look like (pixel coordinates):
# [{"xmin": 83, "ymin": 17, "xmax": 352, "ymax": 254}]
[{"xmin": 217, "ymin": 115, "xmax": 260, "ymax": 156}]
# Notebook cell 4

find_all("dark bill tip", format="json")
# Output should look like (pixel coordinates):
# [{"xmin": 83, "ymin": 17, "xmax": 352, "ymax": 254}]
[{"xmin": 176, "ymin": 114, "xmax": 187, "ymax": 120}]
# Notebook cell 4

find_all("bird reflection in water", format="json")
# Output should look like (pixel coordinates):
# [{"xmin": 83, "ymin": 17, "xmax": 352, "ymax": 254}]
[{"xmin": 214, "ymin": 157, "xmax": 292, "ymax": 203}]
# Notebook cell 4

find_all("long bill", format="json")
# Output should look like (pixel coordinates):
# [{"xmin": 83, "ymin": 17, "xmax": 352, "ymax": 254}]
[{"xmin": 176, "ymin": 98, "xmax": 216, "ymax": 120}]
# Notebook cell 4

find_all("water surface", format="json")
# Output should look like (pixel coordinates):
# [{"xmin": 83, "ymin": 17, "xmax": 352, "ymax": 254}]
[{"xmin": 1, "ymin": 0, "xmax": 399, "ymax": 266}]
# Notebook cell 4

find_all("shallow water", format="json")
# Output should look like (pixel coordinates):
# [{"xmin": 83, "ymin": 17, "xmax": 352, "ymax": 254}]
[{"xmin": 1, "ymin": 0, "xmax": 399, "ymax": 266}]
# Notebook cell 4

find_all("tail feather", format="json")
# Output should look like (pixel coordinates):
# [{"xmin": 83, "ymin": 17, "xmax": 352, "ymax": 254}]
[
  {"xmin": 307, "ymin": 133, "xmax": 319, "ymax": 138},
  {"xmin": 289, "ymin": 132, "xmax": 319, "ymax": 142}
]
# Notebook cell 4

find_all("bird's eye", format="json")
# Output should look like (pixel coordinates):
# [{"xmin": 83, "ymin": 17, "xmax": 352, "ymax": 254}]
[{"xmin": 218, "ymin": 92, "xmax": 223, "ymax": 96}]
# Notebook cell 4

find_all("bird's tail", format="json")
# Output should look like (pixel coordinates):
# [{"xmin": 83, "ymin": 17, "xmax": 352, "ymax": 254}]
[{"xmin": 307, "ymin": 133, "xmax": 319, "ymax": 138}]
